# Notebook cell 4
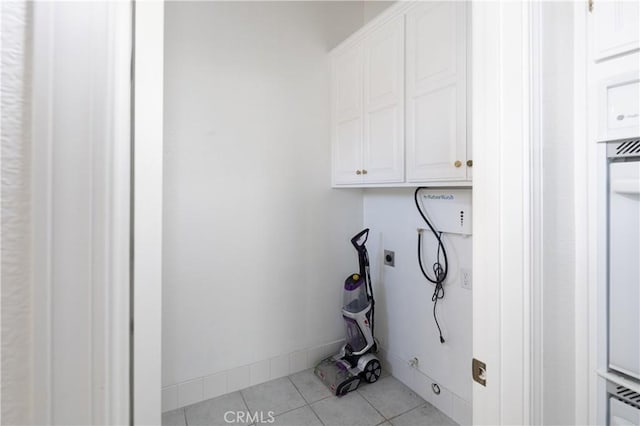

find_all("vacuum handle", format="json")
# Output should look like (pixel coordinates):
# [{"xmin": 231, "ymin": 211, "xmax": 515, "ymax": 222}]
[{"xmin": 351, "ymin": 228, "xmax": 369, "ymax": 250}]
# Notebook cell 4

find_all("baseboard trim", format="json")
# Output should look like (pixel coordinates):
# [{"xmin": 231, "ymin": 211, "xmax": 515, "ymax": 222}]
[
  {"xmin": 163, "ymin": 341, "xmax": 472, "ymax": 425},
  {"xmin": 162, "ymin": 339, "xmax": 345, "ymax": 412},
  {"xmin": 379, "ymin": 346, "xmax": 472, "ymax": 426}
]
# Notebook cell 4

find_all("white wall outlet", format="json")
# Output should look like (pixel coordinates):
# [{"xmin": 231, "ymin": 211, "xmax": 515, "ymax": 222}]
[{"xmin": 461, "ymin": 268, "xmax": 472, "ymax": 290}]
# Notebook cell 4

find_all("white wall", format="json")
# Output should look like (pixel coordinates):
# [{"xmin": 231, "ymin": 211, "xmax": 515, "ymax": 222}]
[
  {"xmin": 1, "ymin": 2, "xmax": 33, "ymax": 424},
  {"xmin": 323, "ymin": 1, "xmax": 394, "ymax": 49},
  {"xmin": 363, "ymin": 1, "xmax": 395, "ymax": 25},
  {"xmin": 363, "ymin": 188, "xmax": 472, "ymax": 424},
  {"xmin": 541, "ymin": 3, "xmax": 575, "ymax": 425},
  {"xmin": 162, "ymin": 1, "xmax": 367, "ymax": 405}
]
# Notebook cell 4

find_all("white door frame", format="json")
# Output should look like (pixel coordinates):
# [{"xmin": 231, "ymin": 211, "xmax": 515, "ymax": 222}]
[
  {"xmin": 572, "ymin": 3, "xmax": 591, "ymax": 425},
  {"xmin": 27, "ymin": 1, "xmax": 168, "ymax": 423},
  {"xmin": 471, "ymin": 2, "xmax": 539, "ymax": 424},
  {"xmin": 130, "ymin": 1, "xmax": 551, "ymax": 424},
  {"xmin": 132, "ymin": 1, "xmax": 164, "ymax": 425},
  {"xmin": 30, "ymin": 2, "xmax": 132, "ymax": 424}
]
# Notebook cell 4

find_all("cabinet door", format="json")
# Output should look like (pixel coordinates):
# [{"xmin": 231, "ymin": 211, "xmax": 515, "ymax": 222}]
[
  {"xmin": 592, "ymin": 0, "xmax": 640, "ymax": 62},
  {"xmin": 362, "ymin": 15, "xmax": 405, "ymax": 183},
  {"xmin": 406, "ymin": 2, "xmax": 467, "ymax": 182},
  {"xmin": 332, "ymin": 43, "xmax": 364, "ymax": 185}
]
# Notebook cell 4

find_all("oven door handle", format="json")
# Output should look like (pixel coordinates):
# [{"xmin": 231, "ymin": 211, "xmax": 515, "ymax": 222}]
[{"xmin": 611, "ymin": 178, "xmax": 640, "ymax": 195}]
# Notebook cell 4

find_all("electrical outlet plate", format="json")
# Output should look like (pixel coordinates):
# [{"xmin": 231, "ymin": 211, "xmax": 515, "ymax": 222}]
[{"xmin": 461, "ymin": 268, "xmax": 472, "ymax": 289}]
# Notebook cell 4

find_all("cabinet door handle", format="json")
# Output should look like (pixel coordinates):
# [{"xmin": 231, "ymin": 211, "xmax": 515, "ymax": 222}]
[
  {"xmin": 362, "ymin": 169, "xmax": 368, "ymax": 175},
  {"xmin": 466, "ymin": 160, "xmax": 473, "ymax": 167},
  {"xmin": 454, "ymin": 160, "xmax": 462, "ymax": 168},
  {"xmin": 356, "ymin": 170, "xmax": 362, "ymax": 175}
]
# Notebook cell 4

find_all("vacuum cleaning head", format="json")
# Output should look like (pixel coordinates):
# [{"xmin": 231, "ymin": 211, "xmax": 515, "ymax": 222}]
[{"xmin": 314, "ymin": 357, "xmax": 361, "ymax": 396}]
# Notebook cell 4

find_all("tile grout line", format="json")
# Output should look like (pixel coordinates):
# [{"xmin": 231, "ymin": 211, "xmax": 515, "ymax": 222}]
[
  {"xmin": 288, "ymin": 372, "xmax": 339, "ymax": 426},
  {"xmin": 286, "ymin": 375, "xmax": 311, "ymax": 405},
  {"xmin": 286, "ymin": 373, "xmax": 333, "ymax": 405},
  {"xmin": 267, "ymin": 402, "xmax": 308, "ymax": 421},
  {"xmin": 182, "ymin": 407, "xmax": 188, "ymax": 426},
  {"xmin": 384, "ymin": 403, "xmax": 427, "ymax": 425},
  {"xmin": 241, "ymin": 377, "xmax": 309, "ymax": 422},
  {"xmin": 306, "ymin": 400, "xmax": 327, "ymax": 426},
  {"xmin": 285, "ymin": 375, "xmax": 326, "ymax": 426},
  {"xmin": 355, "ymin": 386, "xmax": 390, "ymax": 423},
  {"xmin": 283, "ymin": 375, "xmax": 310, "ymax": 412},
  {"xmin": 311, "ymin": 394, "xmax": 332, "ymax": 404},
  {"xmin": 266, "ymin": 401, "xmax": 325, "ymax": 426},
  {"xmin": 309, "ymin": 405, "xmax": 326, "ymax": 426},
  {"xmin": 388, "ymin": 379, "xmax": 431, "ymax": 421},
  {"xmin": 383, "ymin": 397, "xmax": 459, "ymax": 426},
  {"xmin": 288, "ymin": 372, "xmax": 360, "ymax": 426},
  {"xmin": 291, "ymin": 371, "xmax": 392, "ymax": 426},
  {"xmin": 238, "ymin": 389, "xmax": 251, "ymax": 416},
  {"xmin": 356, "ymin": 375, "xmax": 427, "ymax": 424}
]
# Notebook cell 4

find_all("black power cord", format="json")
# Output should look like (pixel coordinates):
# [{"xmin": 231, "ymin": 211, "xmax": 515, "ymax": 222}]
[{"xmin": 414, "ymin": 187, "xmax": 448, "ymax": 344}]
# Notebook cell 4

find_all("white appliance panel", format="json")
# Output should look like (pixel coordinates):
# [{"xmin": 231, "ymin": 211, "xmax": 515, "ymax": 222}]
[
  {"xmin": 610, "ymin": 397, "xmax": 640, "ymax": 426},
  {"xmin": 599, "ymin": 73, "xmax": 640, "ymax": 142},
  {"xmin": 608, "ymin": 160, "xmax": 640, "ymax": 380}
]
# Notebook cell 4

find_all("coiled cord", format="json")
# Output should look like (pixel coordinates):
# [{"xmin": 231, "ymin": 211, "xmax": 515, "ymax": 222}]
[{"xmin": 414, "ymin": 187, "xmax": 448, "ymax": 344}]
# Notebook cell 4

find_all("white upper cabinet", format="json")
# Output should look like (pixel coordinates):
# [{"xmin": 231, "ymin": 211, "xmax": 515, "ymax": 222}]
[
  {"xmin": 331, "ymin": 2, "xmax": 470, "ymax": 187},
  {"xmin": 592, "ymin": 0, "xmax": 640, "ymax": 62},
  {"xmin": 332, "ymin": 16, "xmax": 404, "ymax": 185},
  {"xmin": 363, "ymin": 15, "xmax": 405, "ymax": 184},
  {"xmin": 405, "ymin": 2, "xmax": 468, "ymax": 182},
  {"xmin": 332, "ymin": 42, "xmax": 364, "ymax": 185}
]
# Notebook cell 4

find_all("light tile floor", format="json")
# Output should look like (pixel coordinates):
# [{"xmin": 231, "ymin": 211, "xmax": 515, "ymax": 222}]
[{"xmin": 163, "ymin": 370, "xmax": 458, "ymax": 426}]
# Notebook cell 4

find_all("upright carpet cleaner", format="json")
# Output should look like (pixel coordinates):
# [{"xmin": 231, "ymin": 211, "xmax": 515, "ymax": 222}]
[{"xmin": 314, "ymin": 228, "xmax": 381, "ymax": 396}]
